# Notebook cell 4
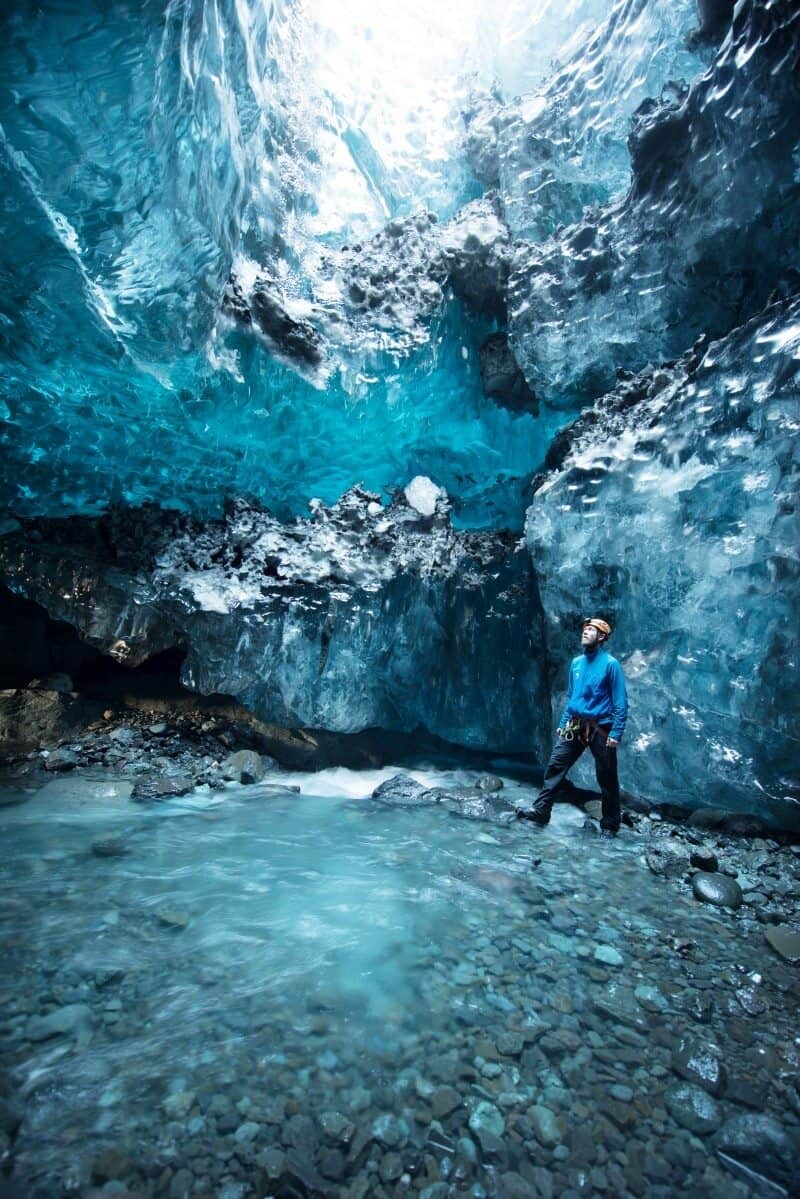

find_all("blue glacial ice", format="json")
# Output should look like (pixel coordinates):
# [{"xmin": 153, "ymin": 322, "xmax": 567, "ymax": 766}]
[
  {"xmin": 525, "ymin": 296, "xmax": 800, "ymax": 827},
  {"xmin": 1, "ymin": 0, "xmax": 799, "ymax": 823}
]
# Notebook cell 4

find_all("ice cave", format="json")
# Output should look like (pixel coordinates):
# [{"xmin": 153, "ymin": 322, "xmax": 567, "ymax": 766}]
[{"xmin": 0, "ymin": 2, "xmax": 799, "ymax": 1197}]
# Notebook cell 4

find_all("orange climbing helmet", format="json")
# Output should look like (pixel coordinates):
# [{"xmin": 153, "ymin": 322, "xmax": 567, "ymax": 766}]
[{"xmin": 583, "ymin": 617, "xmax": 612, "ymax": 638}]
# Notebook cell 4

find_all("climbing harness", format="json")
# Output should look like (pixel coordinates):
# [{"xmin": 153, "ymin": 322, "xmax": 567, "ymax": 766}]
[{"xmin": 561, "ymin": 717, "xmax": 610, "ymax": 746}]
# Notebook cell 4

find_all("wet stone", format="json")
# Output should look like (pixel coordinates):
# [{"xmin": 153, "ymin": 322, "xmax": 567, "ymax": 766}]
[
  {"xmin": 764, "ymin": 925, "xmax": 800, "ymax": 962},
  {"xmin": 132, "ymin": 776, "xmax": 194, "ymax": 802},
  {"xmin": 468, "ymin": 1101, "xmax": 505, "ymax": 1140},
  {"xmin": 529, "ymin": 1104, "xmax": 562, "ymax": 1147},
  {"xmin": 43, "ymin": 748, "xmax": 79, "ymax": 772},
  {"xmin": 320, "ymin": 1111, "xmax": 354, "ymax": 1143},
  {"xmin": 634, "ymin": 984, "xmax": 669, "ymax": 1013},
  {"xmin": 430, "ymin": 1087, "xmax": 462, "ymax": 1118},
  {"xmin": 714, "ymin": 1113, "xmax": 800, "ymax": 1191},
  {"xmin": 594, "ymin": 944, "xmax": 623, "ymax": 967},
  {"xmin": 25, "ymin": 1003, "xmax": 92, "ymax": 1042},
  {"xmin": 664, "ymin": 1082, "xmax": 721, "ymax": 1135},
  {"xmin": 475, "ymin": 774, "xmax": 503, "ymax": 792},
  {"xmin": 646, "ymin": 845, "xmax": 689, "ymax": 878},
  {"xmin": 378, "ymin": 1151, "xmax": 404, "ymax": 1183},
  {"xmin": 319, "ymin": 1148, "xmax": 346, "ymax": 1181},
  {"xmin": 370, "ymin": 774, "xmax": 429, "ymax": 807},
  {"xmin": 221, "ymin": 750, "xmax": 265, "ymax": 785},
  {"xmin": 671, "ymin": 1038, "xmax": 726, "ymax": 1096},
  {"xmin": 155, "ymin": 909, "xmax": 190, "ymax": 930},
  {"xmin": 691, "ymin": 872, "xmax": 743, "ymax": 910},
  {"xmin": 690, "ymin": 847, "xmax": 719, "ymax": 872},
  {"xmin": 91, "ymin": 836, "xmax": 130, "ymax": 858},
  {"xmin": 371, "ymin": 1113, "xmax": 409, "ymax": 1148},
  {"xmin": 735, "ymin": 984, "xmax": 767, "ymax": 1016}
]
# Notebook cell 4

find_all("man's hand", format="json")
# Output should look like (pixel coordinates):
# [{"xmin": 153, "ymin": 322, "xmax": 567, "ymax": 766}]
[
  {"xmin": 607, "ymin": 737, "xmax": 619, "ymax": 749},
  {"xmin": 556, "ymin": 727, "xmax": 564, "ymax": 739}
]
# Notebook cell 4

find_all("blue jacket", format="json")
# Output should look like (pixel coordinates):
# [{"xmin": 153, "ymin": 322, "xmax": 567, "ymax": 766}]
[{"xmin": 557, "ymin": 648, "xmax": 628, "ymax": 741}]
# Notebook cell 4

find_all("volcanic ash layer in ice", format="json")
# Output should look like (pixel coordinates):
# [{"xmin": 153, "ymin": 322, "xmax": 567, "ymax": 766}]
[
  {"xmin": 525, "ymin": 294, "xmax": 800, "ymax": 830},
  {"xmin": 0, "ymin": 484, "xmax": 549, "ymax": 756}
]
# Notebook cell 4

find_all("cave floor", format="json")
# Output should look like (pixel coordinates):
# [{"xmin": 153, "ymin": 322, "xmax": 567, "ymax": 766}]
[{"xmin": 1, "ymin": 767, "xmax": 799, "ymax": 1199}]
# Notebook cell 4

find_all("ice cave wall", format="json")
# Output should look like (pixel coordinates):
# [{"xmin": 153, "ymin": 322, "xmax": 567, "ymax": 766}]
[{"xmin": 0, "ymin": 0, "xmax": 799, "ymax": 823}]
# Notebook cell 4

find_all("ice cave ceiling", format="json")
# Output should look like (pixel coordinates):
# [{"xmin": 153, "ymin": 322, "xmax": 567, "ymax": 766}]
[{"xmin": 0, "ymin": 0, "xmax": 743, "ymax": 528}]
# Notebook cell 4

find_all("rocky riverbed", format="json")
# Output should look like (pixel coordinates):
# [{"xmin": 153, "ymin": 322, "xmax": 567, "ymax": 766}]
[{"xmin": 1, "ymin": 731, "xmax": 799, "ymax": 1199}]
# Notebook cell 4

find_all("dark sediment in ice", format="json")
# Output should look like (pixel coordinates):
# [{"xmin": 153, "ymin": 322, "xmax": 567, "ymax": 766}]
[{"xmin": 0, "ymin": 485, "xmax": 549, "ymax": 755}]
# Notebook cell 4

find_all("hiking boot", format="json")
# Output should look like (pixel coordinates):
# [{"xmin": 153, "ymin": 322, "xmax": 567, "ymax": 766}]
[
  {"xmin": 600, "ymin": 827, "xmax": 618, "ymax": 838},
  {"xmin": 517, "ymin": 808, "xmax": 550, "ymax": 827}
]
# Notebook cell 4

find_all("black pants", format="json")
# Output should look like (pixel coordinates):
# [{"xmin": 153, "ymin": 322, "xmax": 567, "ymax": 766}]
[{"xmin": 531, "ymin": 727, "xmax": 621, "ymax": 831}]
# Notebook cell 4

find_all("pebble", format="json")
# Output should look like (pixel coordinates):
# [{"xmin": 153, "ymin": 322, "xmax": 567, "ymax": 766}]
[
  {"xmin": 664, "ymin": 1083, "xmax": 721, "ymax": 1135},
  {"xmin": 764, "ymin": 925, "xmax": 800, "ymax": 962},
  {"xmin": 690, "ymin": 847, "xmax": 719, "ymax": 872},
  {"xmin": 691, "ymin": 872, "xmax": 743, "ymax": 910},
  {"xmin": 155, "ymin": 908, "xmax": 190, "ymax": 930},
  {"xmin": 529, "ymin": 1104, "xmax": 561, "ymax": 1147},
  {"xmin": 714, "ymin": 1113, "xmax": 800, "ymax": 1190},
  {"xmin": 25, "ymin": 1003, "xmax": 92, "ymax": 1042},
  {"xmin": 671, "ymin": 1039, "xmax": 726, "ymax": 1096},
  {"xmin": 468, "ymin": 1101, "xmax": 505, "ymax": 1139},
  {"xmin": 594, "ymin": 944, "xmax": 623, "ymax": 966},
  {"xmin": 371, "ymin": 1113, "xmax": 409, "ymax": 1148}
]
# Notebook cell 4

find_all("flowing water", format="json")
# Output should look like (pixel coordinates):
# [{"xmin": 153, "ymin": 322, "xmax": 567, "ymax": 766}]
[{"xmin": 1, "ymin": 768, "xmax": 798, "ymax": 1197}]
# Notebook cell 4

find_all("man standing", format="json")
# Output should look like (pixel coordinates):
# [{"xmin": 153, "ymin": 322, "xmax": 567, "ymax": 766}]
[{"xmin": 519, "ymin": 617, "xmax": 628, "ymax": 835}]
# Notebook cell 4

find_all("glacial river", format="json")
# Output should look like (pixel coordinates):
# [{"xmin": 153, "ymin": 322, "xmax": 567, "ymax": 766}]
[{"xmin": 1, "ymin": 768, "xmax": 797, "ymax": 1198}]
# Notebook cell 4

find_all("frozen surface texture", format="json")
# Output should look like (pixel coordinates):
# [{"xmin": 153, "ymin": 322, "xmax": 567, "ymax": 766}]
[
  {"xmin": 0, "ymin": 488, "xmax": 549, "ymax": 753},
  {"xmin": 525, "ymin": 297, "xmax": 800, "ymax": 829},
  {"xmin": 508, "ymin": 0, "xmax": 800, "ymax": 408}
]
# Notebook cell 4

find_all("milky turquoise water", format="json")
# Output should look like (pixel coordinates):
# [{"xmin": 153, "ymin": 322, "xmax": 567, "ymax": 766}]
[{"xmin": 1, "ymin": 768, "xmax": 796, "ymax": 1196}]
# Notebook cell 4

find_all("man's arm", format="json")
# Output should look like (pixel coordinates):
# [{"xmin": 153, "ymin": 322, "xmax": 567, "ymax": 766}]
[
  {"xmin": 556, "ymin": 660, "xmax": 576, "ymax": 733},
  {"xmin": 608, "ymin": 660, "xmax": 628, "ymax": 744}
]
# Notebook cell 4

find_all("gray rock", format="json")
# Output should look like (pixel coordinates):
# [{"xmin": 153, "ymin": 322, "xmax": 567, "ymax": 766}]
[
  {"xmin": 371, "ymin": 774, "xmax": 429, "ymax": 807},
  {"xmin": 690, "ymin": 847, "xmax": 719, "ymax": 872},
  {"xmin": 474, "ymin": 773, "xmax": 504, "ymax": 793},
  {"xmin": 634, "ymin": 984, "xmax": 669, "ymax": 1013},
  {"xmin": 91, "ymin": 835, "xmax": 131, "ymax": 858},
  {"xmin": 320, "ymin": 1111, "xmax": 354, "ymax": 1143},
  {"xmin": 25, "ymin": 1003, "xmax": 92, "ymax": 1042},
  {"xmin": 109, "ymin": 726, "xmax": 136, "ymax": 745},
  {"xmin": 378, "ymin": 1152, "xmax": 404, "ymax": 1183},
  {"xmin": 691, "ymin": 872, "xmax": 743, "ymax": 910},
  {"xmin": 468, "ymin": 1101, "xmax": 505, "ymax": 1140},
  {"xmin": 431, "ymin": 1086, "xmax": 462, "ymax": 1118},
  {"xmin": 155, "ymin": 909, "xmax": 190, "ymax": 930},
  {"xmin": 221, "ymin": 750, "xmax": 265, "ymax": 785},
  {"xmin": 43, "ymin": 748, "xmax": 79, "ymax": 772},
  {"xmin": 715, "ymin": 1113, "xmax": 800, "ymax": 1191},
  {"xmin": 132, "ymin": 776, "xmax": 194, "ymax": 802},
  {"xmin": 371, "ymin": 1113, "xmax": 409, "ymax": 1148},
  {"xmin": 529, "ymin": 1104, "xmax": 562, "ymax": 1147},
  {"xmin": 646, "ymin": 846, "xmax": 689, "ymax": 878},
  {"xmin": 671, "ymin": 1039, "xmax": 726, "ymax": 1096},
  {"xmin": 764, "ymin": 925, "xmax": 800, "ymax": 962},
  {"xmin": 594, "ymin": 944, "xmax": 623, "ymax": 967},
  {"xmin": 234, "ymin": 1121, "xmax": 261, "ymax": 1143},
  {"xmin": 664, "ymin": 1082, "xmax": 721, "ymax": 1135}
]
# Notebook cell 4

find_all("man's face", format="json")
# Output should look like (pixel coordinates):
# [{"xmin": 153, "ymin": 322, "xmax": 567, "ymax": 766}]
[{"xmin": 581, "ymin": 623, "xmax": 602, "ymax": 649}]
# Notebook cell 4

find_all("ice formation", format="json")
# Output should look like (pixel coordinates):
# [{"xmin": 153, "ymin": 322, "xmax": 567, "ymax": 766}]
[{"xmin": 1, "ymin": 0, "xmax": 799, "ymax": 821}]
